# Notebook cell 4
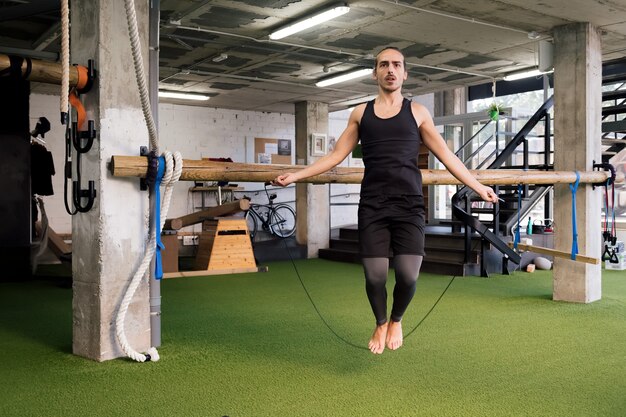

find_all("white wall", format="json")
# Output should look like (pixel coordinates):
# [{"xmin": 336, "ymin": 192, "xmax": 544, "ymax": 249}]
[
  {"xmin": 159, "ymin": 102, "xmax": 296, "ymax": 233},
  {"xmin": 31, "ymin": 92, "xmax": 434, "ymax": 235},
  {"xmin": 30, "ymin": 94, "xmax": 295, "ymax": 234},
  {"xmin": 30, "ymin": 94, "xmax": 72, "ymax": 234}
]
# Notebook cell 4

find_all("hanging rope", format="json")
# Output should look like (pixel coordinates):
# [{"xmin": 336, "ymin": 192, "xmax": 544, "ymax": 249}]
[
  {"xmin": 115, "ymin": 151, "xmax": 182, "ymax": 362},
  {"xmin": 60, "ymin": 0, "xmax": 70, "ymax": 124},
  {"xmin": 569, "ymin": 171, "xmax": 580, "ymax": 260},
  {"xmin": 116, "ymin": 0, "xmax": 184, "ymax": 362},
  {"xmin": 123, "ymin": 0, "xmax": 158, "ymax": 152}
]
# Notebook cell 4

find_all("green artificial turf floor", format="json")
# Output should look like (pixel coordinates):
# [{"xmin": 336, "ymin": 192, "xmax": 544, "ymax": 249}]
[{"xmin": 1, "ymin": 259, "xmax": 626, "ymax": 417}]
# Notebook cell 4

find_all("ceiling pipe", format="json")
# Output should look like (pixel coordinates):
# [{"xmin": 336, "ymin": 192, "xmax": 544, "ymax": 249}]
[{"xmin": 159, "ymin": 66, "xmax": 367, "ymax": 95}]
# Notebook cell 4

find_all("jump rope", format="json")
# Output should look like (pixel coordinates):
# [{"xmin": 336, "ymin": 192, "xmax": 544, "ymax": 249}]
[{"xmin": 276, "ymin": 219, "xmax": 458, "ymax": 351}]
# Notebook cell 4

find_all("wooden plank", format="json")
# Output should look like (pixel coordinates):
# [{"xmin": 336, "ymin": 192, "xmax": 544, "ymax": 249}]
[
  {"xmin": 508, "ymin": 242, "xmax": 600, "ymax": 265},
  {"xmin": 164, "ymin": 199, "xmax": 249, "ymax": 230},
  {"xmin": 162, "ymin": 267, "xmax": 260, "ymax": 279},
  {"xmin": 47, "ymin": 226, "xmax": 71, "ymax": 257}
]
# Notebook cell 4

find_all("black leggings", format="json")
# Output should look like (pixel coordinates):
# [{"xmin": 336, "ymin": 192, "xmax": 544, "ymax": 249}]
[{"xmin": 362, "ymin": 255, "xmax": 423, "ymax": 325}]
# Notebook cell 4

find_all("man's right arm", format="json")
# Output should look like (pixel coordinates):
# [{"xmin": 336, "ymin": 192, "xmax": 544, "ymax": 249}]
[{"xmin": 273, "ymin": 104, "xmax": 364, "ymax": 186}]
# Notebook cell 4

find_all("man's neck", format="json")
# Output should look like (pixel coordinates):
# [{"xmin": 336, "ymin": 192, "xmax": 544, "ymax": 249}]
[{"xmin": 376, "ymin": 90, "xmax": 403, "ymax": 106}]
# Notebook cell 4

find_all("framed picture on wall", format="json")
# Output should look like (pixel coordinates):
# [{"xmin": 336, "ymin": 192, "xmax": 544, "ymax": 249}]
[
  {"xmin": 311, "ymin": 133, "xmax": 327, "ymax": 156},
  {"xmin": 278, "ymin": 139, "xmax": 291, "ymax": 156}
]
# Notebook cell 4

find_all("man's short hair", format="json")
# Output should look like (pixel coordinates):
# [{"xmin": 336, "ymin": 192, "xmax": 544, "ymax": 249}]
[{"xmin": 374, "ymin": 46, "xmax": 405, "ymax": 67}]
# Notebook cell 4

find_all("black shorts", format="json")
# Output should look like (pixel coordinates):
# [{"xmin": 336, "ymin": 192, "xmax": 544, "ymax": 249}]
[{"xmin": 358, "ymin": 195, "xmax": 426, "ymax": 258}]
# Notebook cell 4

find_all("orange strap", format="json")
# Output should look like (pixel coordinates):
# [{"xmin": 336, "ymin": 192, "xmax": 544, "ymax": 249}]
[
  {"xmin": 74, "ymin": 65, "xmax": 89, "ymax": 90},
  {"xmin": 68, "ymin": 90, "xmax": 86, "ymax": 131}
]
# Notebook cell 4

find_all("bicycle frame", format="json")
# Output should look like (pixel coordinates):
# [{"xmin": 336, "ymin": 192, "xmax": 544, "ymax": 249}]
[{"xmin": 244, "ymin": 183, "xmax": 296, "ymax": 240}]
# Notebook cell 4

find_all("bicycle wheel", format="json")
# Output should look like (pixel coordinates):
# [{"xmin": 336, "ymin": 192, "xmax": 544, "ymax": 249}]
[
  {"xmin": 245, "ymin": 210, "xmax": 258, "ymax": 241},
  {"xmin": 269, "ymin": 204, "xmax": 296, "ymax": 238}
]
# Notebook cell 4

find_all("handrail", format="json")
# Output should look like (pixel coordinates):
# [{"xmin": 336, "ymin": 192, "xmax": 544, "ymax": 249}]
[
  {"xmin": 455, "ymin": 119, "xmax": 493, "ymax": 157},
  {"xmin": 502, "ymin": 185, "xmax": 551, "ymax": 236},
  {"xmin": 464, "ymin": 134, "xmax": 495, "ymax": 167},
  {"xmin": 476, "ymin": 149, "xmax": 497, "ymax": 170}
]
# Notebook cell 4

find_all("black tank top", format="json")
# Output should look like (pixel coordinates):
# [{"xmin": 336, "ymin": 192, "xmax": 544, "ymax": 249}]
[{"xmin": 358, "ymin": 98, "xmax": 423, "ymax": 196}]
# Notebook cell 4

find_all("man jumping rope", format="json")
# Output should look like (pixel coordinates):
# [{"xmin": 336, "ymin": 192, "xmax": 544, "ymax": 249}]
[{"xmin": 273, "ymin": 47, "xmax": 499, "ymax": 354}]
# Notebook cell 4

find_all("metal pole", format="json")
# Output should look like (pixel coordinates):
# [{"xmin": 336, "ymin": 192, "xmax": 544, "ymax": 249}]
[{"xmin": 148, "ymin": 0, "xmax": 161, "ymax": 348}]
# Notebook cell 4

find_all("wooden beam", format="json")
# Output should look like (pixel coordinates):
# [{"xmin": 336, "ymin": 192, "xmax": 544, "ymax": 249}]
[
  {"xmin": 0, "ymin": 53, "xmax": 81, "ymax": 87},
  {"xmin": 110, "ymin": 155, "xmax": 621, "ymax": 185},
  {"xmin": 163, "ymin": 199, "xmax": 250, "ymax": 230},
  {"xmin": 508, "ymin": 242, "xmax": 600, "ymax": 265},
  {"xmin": 162, "ymin": 267, "xmax": 260, "ymax": 279}
]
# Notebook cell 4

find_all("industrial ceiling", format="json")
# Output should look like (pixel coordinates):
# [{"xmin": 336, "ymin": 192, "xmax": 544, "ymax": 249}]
[{"xmin": 1, "ymin": 0, "xmax": 626, "ymax": 113}]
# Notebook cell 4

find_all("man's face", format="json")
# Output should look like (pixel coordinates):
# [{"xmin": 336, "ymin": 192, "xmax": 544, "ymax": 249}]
[{"xmin": 373, "ymin": 49, "xmax": 407, "ymax": 93}]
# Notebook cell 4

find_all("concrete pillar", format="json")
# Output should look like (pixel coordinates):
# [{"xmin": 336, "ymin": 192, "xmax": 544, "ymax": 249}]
[
  {"xmin": 434, "ymin": 87, "xmax": 466, "ymax": 117},
  {"xmin": 295, "ymin": 101, "xmax": 329, "ymax": 258},
  {"xmin": 552, "ymin": 22, "xmax": 603, "ymax": 302},
  {"xmin": 71, "ymin": 0, "xmax": 151, "ymax": 360}
]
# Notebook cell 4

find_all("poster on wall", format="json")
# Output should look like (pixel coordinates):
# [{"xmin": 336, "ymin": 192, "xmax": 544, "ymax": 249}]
[
  {"xmin": 255, "ymin": 137, "xmax": 292, "ymax": 164},
  {"xmin": 258, "ymin": 153, "xmax": 271, "ymax": 164},
  {"xmin": 278, "ymin": 139, "xmax": 291, "ymax": 156}
]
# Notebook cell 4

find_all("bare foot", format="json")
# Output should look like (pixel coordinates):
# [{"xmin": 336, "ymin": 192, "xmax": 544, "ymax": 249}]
[
  {"xmin": 386, "ymin": 320, "xmax": 403, "ymax": 350},
  {"xmin": 368, "ymin": 323, "xmax": 388, "ymax": 354}
]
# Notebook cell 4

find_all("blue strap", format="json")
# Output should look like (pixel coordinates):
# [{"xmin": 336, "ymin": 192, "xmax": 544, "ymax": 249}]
[
  {"xmin": 513, "ymin": 184, "xmax": 522, "ymax": 249},
  {"xmin": 569, "ymin": 171, "xmax": 580, "ymax": 260},
  {"xmin": 154, "ymin": 156, "xmax": 165, "ymax": 279}
]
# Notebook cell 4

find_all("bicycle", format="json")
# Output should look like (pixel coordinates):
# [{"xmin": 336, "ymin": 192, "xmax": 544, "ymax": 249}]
[{"xmin": 244, "ymin": 182, "xmax": 296, "ymax": 241}]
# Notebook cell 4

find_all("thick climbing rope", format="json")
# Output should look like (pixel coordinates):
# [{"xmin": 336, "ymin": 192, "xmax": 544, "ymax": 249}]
[
  {"xmin": 123, "ymin": 0, "xmax": 158, "ymax": 151},
  {"xmin": 115, "ymin": 151, "xmax": 182, "ymax": 362},
  {"xmin": 114, "ymin": 0, "xmax": 182, "ymax": 362},
  {"xmin": 60, "ymin": 0, "xmax": 69, "ymax": 124}
]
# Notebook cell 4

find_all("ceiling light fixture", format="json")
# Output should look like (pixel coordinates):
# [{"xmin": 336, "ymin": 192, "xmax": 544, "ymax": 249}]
[
  {"xmin": 269, "ymin": 4, "xmax": 350, "ymax": 40},
  {"xmin": 212, "ymin": 53, "xmax": 228, "ymax": 63},
  {"xmin": 316, "ymin": 68, "xmax": 372, "ymax": 87},
  {"xmin": 503, "ymin": 68, "xmax": 551, "ymax": 81},
  {"xmin": 158, "ymin": 91, "xmax": 210, "ymax": 101}
]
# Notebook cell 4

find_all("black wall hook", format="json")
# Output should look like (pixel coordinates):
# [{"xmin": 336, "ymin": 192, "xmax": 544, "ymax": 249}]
[
  {"xmin": 71, "ymin": 120, "xmax": 97, "ymax": 153},
  {"xmin": 72, "ymin": 179, "xmax": 97, "ymax": 213}
]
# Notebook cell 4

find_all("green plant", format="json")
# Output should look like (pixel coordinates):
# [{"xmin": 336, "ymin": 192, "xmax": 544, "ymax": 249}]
[{"xmin": 487, "ymin": 102, "xmax": 502, "ymax": 121}]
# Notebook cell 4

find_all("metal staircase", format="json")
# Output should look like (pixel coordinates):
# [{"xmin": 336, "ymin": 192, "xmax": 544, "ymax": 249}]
[
  {"xmin": 452, "ymin": 59, "xmax": 626, "ymax": 276},
  {"xmin": 601, "ymin": 59, "xmax": 626, "ymax": 162},
  {"xmin": 451, "ymin": 96, "xmax": 554, "ymax": 276}
]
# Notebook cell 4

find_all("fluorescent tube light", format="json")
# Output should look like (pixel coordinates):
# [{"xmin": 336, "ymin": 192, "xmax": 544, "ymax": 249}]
[
  {"xmin": 316, "ymin": 68, "xmax": 372, "ymax": 87},
  {"xmin": 212, "ymin": 53, "xmax": 228, "ymax": 63},
  {"xmin": 158, "ymin": 91, "xmax": 210, "ymax": 101},
  {"xmin": 269, "ymin": 4, "xmax": 350, "ymax": 40},
  {"xmin": 503, "ymin": 68, "xmax": 551, "ymax": 81}
]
